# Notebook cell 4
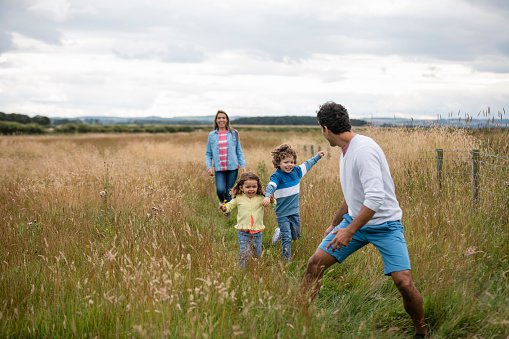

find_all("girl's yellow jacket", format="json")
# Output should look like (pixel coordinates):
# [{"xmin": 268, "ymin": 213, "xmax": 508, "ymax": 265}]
[{"xmin": 223, "ymin": 194, "xmax": 276, "ymax": 231}]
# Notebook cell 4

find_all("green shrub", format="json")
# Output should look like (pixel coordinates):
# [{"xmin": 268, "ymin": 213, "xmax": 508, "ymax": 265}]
[
  {"xmin": 0, "ymin": 121, "xmax": 20, "ymax": 135},
  {"xmin": 77, "ymin": 124, "xmax": 94, "ymax": 133},
  {"xmin": 0, "ymin": 121, "xmax": 46, "ymax": 135},
  {"xmin": 23, "ymin": 123, "xmax": 46, "ymax": 135},
  {"xmin": 57, "ymin": 123, "xmax": 78, "ymax": 134}
]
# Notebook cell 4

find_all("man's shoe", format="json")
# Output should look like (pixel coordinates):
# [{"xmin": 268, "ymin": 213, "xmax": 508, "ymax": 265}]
[{"xmin": 271, "ymin": 228, "xmax": 281, "ymax": 246}]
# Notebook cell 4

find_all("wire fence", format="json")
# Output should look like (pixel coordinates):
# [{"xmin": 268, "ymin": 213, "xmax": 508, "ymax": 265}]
[
  {"xmin": 408, "ymin": 149, "xmax": 508, "ymax": 208},
  {"xmin": 301, "ymin": 144, "xmax": 509, "ymax": 209},
  {"xmin": 303, "ymin": 145, "xmax": 331, "ymax": 159}
]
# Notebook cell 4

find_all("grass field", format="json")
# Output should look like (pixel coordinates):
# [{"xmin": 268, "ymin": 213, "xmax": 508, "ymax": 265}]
[{"xmin": 1, "ymin": 127, "xmax": 508, "ymax": 338}]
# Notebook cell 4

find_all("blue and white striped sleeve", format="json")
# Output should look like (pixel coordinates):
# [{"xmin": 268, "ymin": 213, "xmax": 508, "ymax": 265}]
[
  {"xmin": 299, "ymin": 154, "xmax": 322, "ymax": 177},
  {"xmin": 265, "ymin": 174, "xmax": 279, "ymax": 197}
]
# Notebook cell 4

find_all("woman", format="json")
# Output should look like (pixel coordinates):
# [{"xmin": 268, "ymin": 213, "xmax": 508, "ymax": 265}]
[{"xmin": 205, "ymin": 110, "xmax": 246, "ymax": 207}]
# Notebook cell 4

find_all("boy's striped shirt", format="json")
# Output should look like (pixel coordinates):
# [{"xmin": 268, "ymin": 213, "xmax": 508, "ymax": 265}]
[{"xmin": 265, "ymin": 154, "xmax": 321, "ymax": 217}]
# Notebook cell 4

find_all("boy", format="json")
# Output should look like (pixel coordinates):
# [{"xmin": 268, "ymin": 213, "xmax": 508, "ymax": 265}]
[{"xmin": 262, "ymin": 144, "xmax": 324, "ymax": 260}]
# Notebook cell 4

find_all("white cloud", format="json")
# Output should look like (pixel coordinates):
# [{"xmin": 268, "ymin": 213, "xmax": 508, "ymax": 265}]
[
  {"xmin": 0, "ymin": 0, "xmax": 508, "ymax": 119},
  {"xmin": 28, "ymin": 0, "xmax": 70, "ymax": 22}
]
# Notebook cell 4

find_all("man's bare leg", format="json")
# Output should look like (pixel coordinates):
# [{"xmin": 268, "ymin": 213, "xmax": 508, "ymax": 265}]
[
  {"xmin": 300, "ymin": 249, "xmax": 338, "ymax": 304},
  {"xmin": 391, "ymin": 270, "xmax": 427, "ymax": 336}
]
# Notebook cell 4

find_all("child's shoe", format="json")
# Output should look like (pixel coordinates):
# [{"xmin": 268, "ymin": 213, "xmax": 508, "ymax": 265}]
[{"xmin": 271, "ymin": 228, "xmax": 281, "ymax": 246}]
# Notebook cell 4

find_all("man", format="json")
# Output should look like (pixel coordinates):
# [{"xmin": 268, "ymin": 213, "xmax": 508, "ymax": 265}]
[{"xmin": 300, "ymin": 102, "xmax": 427, "ymax": 338}]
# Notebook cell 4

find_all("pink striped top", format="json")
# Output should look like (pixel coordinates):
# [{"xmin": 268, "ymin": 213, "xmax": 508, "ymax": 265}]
[{"xmin": 218, "ymin": 131, "xmax": 228, "ymax": 171}]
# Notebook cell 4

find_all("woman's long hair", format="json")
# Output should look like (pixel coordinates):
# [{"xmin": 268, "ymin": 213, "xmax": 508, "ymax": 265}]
[{"xmin": 213, "ymin": 110, "xmax": 232, "ymax": 132}]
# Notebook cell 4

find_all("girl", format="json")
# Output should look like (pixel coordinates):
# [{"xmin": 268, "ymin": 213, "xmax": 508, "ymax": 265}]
[{"xmin": 219, "ymin": 172, "xmax": 276, "ymax": 268}]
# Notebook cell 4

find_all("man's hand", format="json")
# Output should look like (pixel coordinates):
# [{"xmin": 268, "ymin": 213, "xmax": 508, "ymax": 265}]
[
  {"xmin": 262, "ymin": 197, "xmax": 271, "ymax": 207},
  {"xmin": 207, "ymin": 168, "xmax": 215, "ymax": 176},
  {"xmin": 324, "ymin": 225, "xmax": 335, "ymax": 237},
  {"xmin": 326, "ymin": 227, "xmax": 354, "ymax": 253},
  {"xmin": 218, "ymin": 204, "xmax": 226, "ymax": 212},
  {"xmin": 240, "ymin": 167, "xmax": 246, "ymax": 173}
]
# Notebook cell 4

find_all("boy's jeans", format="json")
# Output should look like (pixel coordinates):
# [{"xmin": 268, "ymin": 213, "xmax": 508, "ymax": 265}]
[
  {"xmin": 214, "ymin": 169, "xmax": 238, "ymax": 203},
  {"xmin": 238, "ymin": 230, "xmax": 262, "ymax": 268},
  {"xmin": 276, "ymin": 214, "xmax": 301, "ymax": 260}
]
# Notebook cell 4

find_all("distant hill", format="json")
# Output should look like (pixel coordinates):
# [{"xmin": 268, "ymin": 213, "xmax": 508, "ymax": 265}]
[
  {"xmin": 50, "ymin": 115, "xmax": 371, "ymax": 126},
  {"xmin": 50, "ymin": 115, "xmax": 216, "ymax": 125},
  {"xmin": 232, "ymin": 116, "xmax": 368, "ymax": 126},
  {"xmin": 366, "ymin": 117, "xmax": 509, "ymax": 128},
  {"xmin": 47, "ymin": 115, "xmax": 509, "ymax": 129}
]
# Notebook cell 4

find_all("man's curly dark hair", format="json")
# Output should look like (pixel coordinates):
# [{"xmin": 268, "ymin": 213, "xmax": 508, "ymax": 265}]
[
  {"xmin": 316, "ymin": 101, "xmax": 351, "ymax": 134},
  {"xmin": 271, "ymin": 144, "xmax": 297, "ymax": 169}
]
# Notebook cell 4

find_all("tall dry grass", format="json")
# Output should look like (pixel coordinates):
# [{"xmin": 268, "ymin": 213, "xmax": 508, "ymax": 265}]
[{"xmin": 0, "ymin": 129, "xmax": 507, "ymax": 338}]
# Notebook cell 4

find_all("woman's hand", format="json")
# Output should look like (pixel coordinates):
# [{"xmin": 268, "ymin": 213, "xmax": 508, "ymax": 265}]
[
  {"xmin": 207, "ymin": 168, "xmax": 215, "ymax": 176},
  {"xmin": 240, "ymin": 167, "xmax": 246, "ymax": 173},
  {"xmin": 318, "ymin": 151, "xmax": 325, "ymax": 157},
  {"xmin": 262, "ymin": 197, "xmax": 271, "ymax": 207}
]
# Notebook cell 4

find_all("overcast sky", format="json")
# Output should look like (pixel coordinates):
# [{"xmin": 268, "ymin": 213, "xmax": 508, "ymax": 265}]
[{"xmin": 1, "ymin": 0, "xmax": 508, "ymax": 119}]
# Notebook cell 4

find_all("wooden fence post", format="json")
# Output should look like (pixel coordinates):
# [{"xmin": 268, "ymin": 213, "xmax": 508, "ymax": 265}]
[
  {"xmin": 436, "ymin": 149, "xmax": 443, "ymax": 190},
  {"xmin": 472, "ymin": 149, "xmax": 480, "ymax": 207},
  {"xmin": 310, "ymin": 145, "xmax": 314, "ymax": 155}
]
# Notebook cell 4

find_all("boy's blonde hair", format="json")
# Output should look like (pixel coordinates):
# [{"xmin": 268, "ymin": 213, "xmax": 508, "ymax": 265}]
[
  {"xmin": 230, "ymin": 172, "xmax": 265, "ymax": 199},
  {"xmin": 270, "ymin": 144, "xmax": 297, "ymax": 169}
]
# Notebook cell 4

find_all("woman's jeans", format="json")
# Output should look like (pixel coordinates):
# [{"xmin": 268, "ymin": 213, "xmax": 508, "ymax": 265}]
[
  {"xmin": 238, "ymin": 230, "xmax": 262, "ymax": 268},
  {"xmin": 215, "ymin": 169, "xmax": 238, "ymax": 203}
]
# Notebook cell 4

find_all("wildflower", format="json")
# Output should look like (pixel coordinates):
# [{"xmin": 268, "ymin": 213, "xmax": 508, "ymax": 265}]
[
  {"xmin": 86, "ymin": 245, "xmax": 89, "ymax": 248},
  {"xmin": 99, "ymin": 191, "xmax": 107, "ymax": 197},
  {"xmin": 465, "ymin": 246, "xmax": 482, "ymax": 257}
]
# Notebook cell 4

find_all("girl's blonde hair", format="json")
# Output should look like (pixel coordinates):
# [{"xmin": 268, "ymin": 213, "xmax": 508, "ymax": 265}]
[{"xmin": 230, "ymin": 172, "xmax": 265, "ymax": 198}]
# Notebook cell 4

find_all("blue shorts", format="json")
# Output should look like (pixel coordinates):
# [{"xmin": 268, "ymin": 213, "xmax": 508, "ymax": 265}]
[{"xmin": 318, "ymin": 214, "xmax": 411, "ymax": 275}]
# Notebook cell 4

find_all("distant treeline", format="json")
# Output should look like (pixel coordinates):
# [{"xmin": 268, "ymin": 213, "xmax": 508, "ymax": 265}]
[
  {"xmin": 131, "ymin": 119, "xmax": 206, "ymax": 125},
  {"xmin": 53, "ymin": 118, "xmax": 84, "ymax": 126},
  {"xmin": 0, "ymin": 112, "xmax": 100, "ymax": 126},
  {"xmin": 233, "ymin": 116, "xmax": 368, "ymax": 126},
  {"xmin": 0, "ymin": 112, "xmax": 51, "ymax": 125},
  {"xmin": 0, "ymin": 121, "xmax": 200, "ymax": 135}
]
